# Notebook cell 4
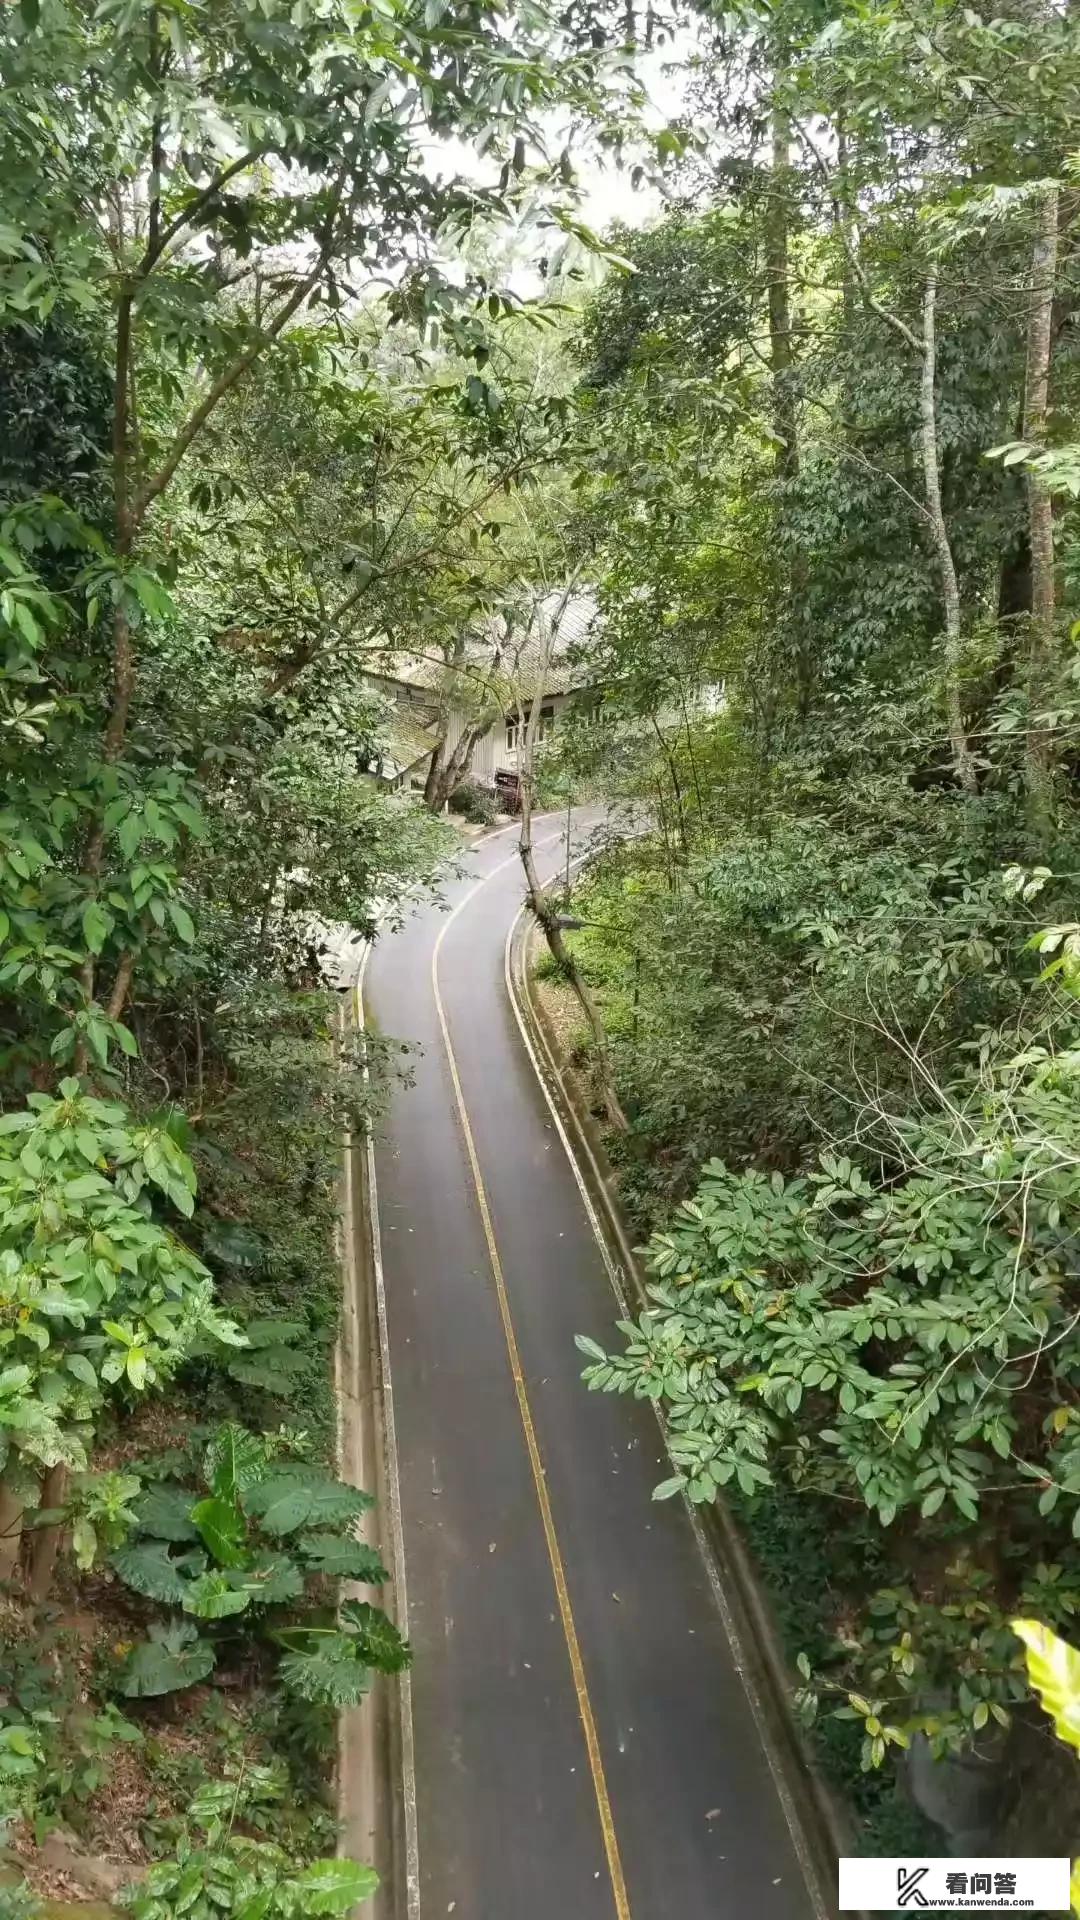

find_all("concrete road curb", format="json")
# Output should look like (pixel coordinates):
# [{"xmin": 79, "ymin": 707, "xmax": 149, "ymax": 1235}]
[
  {"xmin": 335, "ymin": 975, "xmax": 417, "ymax": 1920},
  {"xmin": 506, "ymin": 909, "xmax": 851, "ymax": 1920}
]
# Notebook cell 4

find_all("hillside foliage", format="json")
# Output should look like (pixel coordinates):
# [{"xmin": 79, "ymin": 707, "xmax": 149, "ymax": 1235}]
[{"xmin": 544, "ymin": 0, "xmax": 1080, "ymax": 1856}]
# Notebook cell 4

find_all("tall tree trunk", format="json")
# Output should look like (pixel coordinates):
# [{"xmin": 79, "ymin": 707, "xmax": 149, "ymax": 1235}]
[
  {"xmin": 1023, "ymin": 182, "xmax": 1060, "ymax": 827},
  {"xmin": 767, "ymin": 83, "xmax": 811, "ymax": 712},
  {"xmin": 767, "ymin": 98, "xmax": 797, "ymax": 479},
  {"xmin": 516, "ymin": 600, "xmax": 628, "ymax": 1132},
  {"xmin": 653, "ymin": 778, "xmax": 675, "ymax": 892},
  {"xmin": 648, "ymin": 715, "xmax": 687, "ymax": 861},
  {"xmin": 423, "ymin": 634, "xmax": 503, "ymax": 813},
  {"xmin": 430, "ymin": 715, "xmax": 495, "ymax": 814},
  {"xmin": 423, "ymin": 739, "xmax": 448, "ymax": 810},
  {"xmin": 75, "ymin": 283, "xmax": 136, "ymax": 1069},
  {"xmin": 27, "ymin": 1465, "xmax": 68, "ymax": 1605},
  {"xmin": 920, "ymin": 270, "xmax": 978, "ymax": 797},
  {"xmin": 422, "ymin": 638, "xmax": 463, "ymax": 811},
  {"xmin": 835, "ymin": 111, "xmax": 858, "ymax": 433}
]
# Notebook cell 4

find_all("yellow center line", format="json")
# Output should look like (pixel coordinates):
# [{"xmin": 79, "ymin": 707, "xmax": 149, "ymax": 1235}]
[{"xmin": 431, "ymin": 840, "xmax": 632, "ymax": 1920}]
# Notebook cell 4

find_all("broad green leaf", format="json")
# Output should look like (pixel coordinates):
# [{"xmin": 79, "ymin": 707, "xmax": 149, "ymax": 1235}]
[
  {"xmin": 114, "ymin": 1023, "xmax": 139, "ymax": 1059},
  {"xmin": 238, "ymin": 1552, "xmax": 305, "ymax": 1605},
  {"xmin": 111, "ymin": 1540, "xmax": 202, "ymax": 1605},
  {"xmin": 296, "ymin": 1534, "xmax": 388, "ymax": 1583},
  {"xmin": 81, "ymin": 900, "xmax": 113, "ymax": 956},
  {"xmin": 277, "ymin": 1638, "xmax": 372, "ymax": 1707},
  {"xmin": 204, "ymin": 1423, "xmax": 268, "ymax": 1500},
  {"xmin": 245, "ymin": 1472, "xmax": 373, "ymax": 1537},
  {"xmin": 340, "ymin": 1599, "xmax": 411, "ymax": 1673},
  {"xmin": 133, "ymin": 1483, "xmax": 199, "ymax": 1543},
  {"xmin": 168, "ymin": 899, "xmax": 195, "ymax": 944},
  {"xmin": 182, "ymin": 1570, "xmax": 253, "ymax": 1619},
  {"xmin": 71, "ymin": 1516, "xmax": 97, "ymax": 1571},
  {"xmin": 191, "ymin": 1493, "xmax": 247, "ymax": 1567},
  {"xmin": 292, "ymin": 1860, "xmax": 380, "ymax": 1913},
  {"xmin": 118, "ymin": 1622, "xmax": 215, "ymax": 1697},
  {"xmin": 651, "ymin": 1475, "xmax": 687, "ymax": 1501}
]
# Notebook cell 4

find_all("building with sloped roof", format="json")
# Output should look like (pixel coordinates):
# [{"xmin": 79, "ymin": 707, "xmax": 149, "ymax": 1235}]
[{"xmin": 364, "ymin": 589, "xmax": 600, "ymax": 795}]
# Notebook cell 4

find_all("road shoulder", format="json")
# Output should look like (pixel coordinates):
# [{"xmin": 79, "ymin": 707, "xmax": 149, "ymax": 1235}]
[{"xmin": 335, "ymin": 979, "xmax": 418, "ymax": 1920}]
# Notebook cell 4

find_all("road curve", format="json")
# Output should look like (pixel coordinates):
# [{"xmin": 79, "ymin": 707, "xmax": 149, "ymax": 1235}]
[{"xmin": 364, "ymin": 812, "xmax": 819, "ymax": 1920}]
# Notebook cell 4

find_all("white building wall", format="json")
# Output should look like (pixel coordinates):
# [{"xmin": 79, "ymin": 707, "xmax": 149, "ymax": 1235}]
[
  {"xmin": 442, "ymin": 691, "xmax": 577, "ymax": 786},
  {"xmin": 470, "ymin": 726, "xmax": 497, "ymax": 779}
]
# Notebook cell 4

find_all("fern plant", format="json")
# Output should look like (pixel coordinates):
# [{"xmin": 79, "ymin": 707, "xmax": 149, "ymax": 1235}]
[{"xmin": 109, "ymin": 1424, "xmax": 406, "ymax": 1709}]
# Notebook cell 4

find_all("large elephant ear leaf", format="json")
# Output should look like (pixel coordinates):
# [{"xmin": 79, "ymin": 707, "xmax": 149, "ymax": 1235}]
[
  {"xmin": 240, "ymin": 1551, "xmax": 305, "ymax": 1606},
  {"xmin": 203, "ymin": 1423, "xmax": 267, "ymax": 1500},
  {"xmin": 1013, "ymin": 1619, "xmax": 1080, "ymax": 1753},
  {"xmin": 111, "ymin": 1540, "xmax": 204, "ymax": 1604},
  {"xmin": 181, "ymin": 1570, "xmax": 253, "ymax": 1619},
  {"xmin": 276, "ymin": 1630, "xmax": 373, "ymax": 1707},
  {"xmin": 245, "ymin": 1472, "xmax": 373, "ymax": 1538},
  {"xmin": 296, "ymin": 1534, "xmax": 388, "ymax": 1583},
  {"xmin": 291, "ymin": 1859, "xmax": 379, "ymax": 1914},
  {"xmin": 341, "ymin": 1599, "xmax": 412, "ymax": 1673},
  {"xmin": 190, "ymin": 1493, "xmax": 247, "ymax": 1567},
  {"xmin": 116, "ymin": 1621, "xmax": 215, "ymax": 1697},
  {"xmin": 132, "ymin": 1483, "xmax": 199, "ymax": 1542}
]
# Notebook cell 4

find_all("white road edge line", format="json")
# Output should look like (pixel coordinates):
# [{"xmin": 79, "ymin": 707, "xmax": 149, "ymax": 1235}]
[
  {"xmin": 503, "ymin": 876, "xmax": 830, "ymax": 1920},
  {"xmin": 355, "ymin": 939, "xmax": 421, "ymax": 1920}
]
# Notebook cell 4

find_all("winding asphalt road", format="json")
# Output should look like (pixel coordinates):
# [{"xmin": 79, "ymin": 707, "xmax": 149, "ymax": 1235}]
[{"xmin": 364, "ymin": 812, "xmax": 821, "ymax": 1920}]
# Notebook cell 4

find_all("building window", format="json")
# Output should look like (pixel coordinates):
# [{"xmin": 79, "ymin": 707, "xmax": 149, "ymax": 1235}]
[{"xmin": 506, "ymin": 703, "xmax": 556, "ymax": 753}]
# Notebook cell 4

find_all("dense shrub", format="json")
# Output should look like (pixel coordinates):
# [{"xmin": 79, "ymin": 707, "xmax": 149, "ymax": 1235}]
[{"xmin": 448, "ymin": 776, "xmax": 499, "ymax": 825}]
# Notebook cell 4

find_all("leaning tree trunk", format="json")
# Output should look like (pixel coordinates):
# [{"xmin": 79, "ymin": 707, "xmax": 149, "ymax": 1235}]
[
  {"xmin": 423, "ymin": 739, "xmax": 448, "ymax": 810},
  {"xmin": 431, "ymin": 715, "xmax": 496, "ymax": 814},
  {"xmin": 515, "ymin": 607, "xmax": 628, "ymax": 1133},
  {"xmin": 1023, "ymin": 182, "xmax": 1060, "ymax": 833},
  {"xmin": 920, "ymin": 270, "xmax": 978, "ymax": 797},
  {"xmin": 518, "ymin": 783, "xmax": 629, "ymax": 1134}
]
